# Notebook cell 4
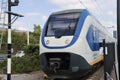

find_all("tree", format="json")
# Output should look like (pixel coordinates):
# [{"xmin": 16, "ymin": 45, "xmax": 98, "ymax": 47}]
[
  {"xmin": 0, "ymin": 24, "xmax": 42, "ymax": 53},
  {"xmin": 12, "ymin": 30, "xmax": 27, "ymax": 52},
  {"xmin": 29, "ymin": 24, "xmax": 42, "ymax": 45},
  {"xmin": 33, "ymin": 24, "xmax": 41, "ymax": 34}
]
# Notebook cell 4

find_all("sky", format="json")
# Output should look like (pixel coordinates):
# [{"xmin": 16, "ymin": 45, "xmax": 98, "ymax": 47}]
[{"xmin": 0, "ymin": 0, "xmax": 117, "ymax": 32}]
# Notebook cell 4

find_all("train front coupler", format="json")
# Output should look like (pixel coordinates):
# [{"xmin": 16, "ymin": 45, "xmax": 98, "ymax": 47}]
[{"xmin": 49, "ymin": 58, "xmax": 61, "ymax": 73}]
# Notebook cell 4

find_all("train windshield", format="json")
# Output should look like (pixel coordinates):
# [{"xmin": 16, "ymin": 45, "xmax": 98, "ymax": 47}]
[{"xmin": 45, "ymin": 13, "xmax": 80, "ymax": 38}]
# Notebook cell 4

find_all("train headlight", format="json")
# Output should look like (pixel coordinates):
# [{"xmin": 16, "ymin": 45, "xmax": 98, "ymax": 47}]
[
  {"xmin": 46, "ymin": 40, "xmax": 49, "ymax": 45},
  {"xmin": 65, "ymin": 39, "xmax": 70, "ymax": 44}
]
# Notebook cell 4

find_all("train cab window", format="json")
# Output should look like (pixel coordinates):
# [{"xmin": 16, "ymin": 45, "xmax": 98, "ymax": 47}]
[{"xmin": 45, "ymin": 13, "xmax": 80, "ymax": 38}]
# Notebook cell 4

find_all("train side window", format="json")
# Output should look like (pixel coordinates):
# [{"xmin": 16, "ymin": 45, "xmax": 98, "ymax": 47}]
[
  {"xmin": 86, "ymin": 25, "xmax": 100, "ymax": 51},
  {"xmin": 93, "ymin": 28, "xmax": 100, "ymax": 50},
  {"xmin": 98, "ymin": 31, "xmax": 105, "ymax": 42},
  {"xmin": 86, "ymin": 26, "xmax": 94, "ymax": 51}
]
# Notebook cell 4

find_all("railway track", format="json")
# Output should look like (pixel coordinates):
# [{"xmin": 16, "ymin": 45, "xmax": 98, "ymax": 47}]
[
  {"xmin": 81, "ymin": 66, "xmax": 104, "ymax": 80},
  {"xmin": 41, "ymin": 64, "xmax": 104, "ymax": 80}
]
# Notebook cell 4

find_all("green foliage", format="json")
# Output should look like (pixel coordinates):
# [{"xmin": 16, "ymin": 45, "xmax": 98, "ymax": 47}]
[
  {"xmin": 1, "ymin": 30, "xmax": 7, "ymax": 49},
  {"xmin": 1, "ymin": 24, "xmax": 42, "ymax": 53},
  {"xmin": 0, "ymin": 24, "xmax": 42, "ymax": 73},
  {"xmin": 1, "ymin": 29, "xmax": 27, "ymax": 51},
  {"xmin": 0, "ymin": 60, "xmax": 7, "ymax": 73},
  {"xmin": 0, "ymin": 50, "xmax": 4, "ymax": 54},
  {"xmin": 0, "ymin": 45, "xmax": 40, "ymax": 74},
  {"xmin": 12, "ymin": 30, "xmax": 27, "ymax": 51},
  {"xmin": 29, "ymin": 24, "xmax": 42, "ymax": 45},
  {"xmin": 12, "ymin": 52, "xmax": 40, "ymax": 73},
  {"xmin": 33, "ymin": 24, "xmax": 41, "ymax": 34},
  {"xmin": 24, "ymin": 44, "xmax": 39, "ymax": 54}
]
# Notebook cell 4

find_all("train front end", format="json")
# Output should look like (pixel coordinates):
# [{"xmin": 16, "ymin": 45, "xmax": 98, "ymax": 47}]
[{"xmin": 40, "ymin": 9, "xmax": 91, "ymax": 79}]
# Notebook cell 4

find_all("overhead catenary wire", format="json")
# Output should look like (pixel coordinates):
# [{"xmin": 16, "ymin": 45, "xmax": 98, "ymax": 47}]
[
  {"xmin": 92, "ymin": 0, "xmax": 116, "ymax": 28},
  {"xmin": 93, "ymin": 0, "xmax": 115, "ymax": 27},
  {"xmin": 0, "ymin": 0, "xmax": 8, "ymax": 28},
  {"xmin": 78, "ymin": 0, "xmax": 106, "ymax": 24},
  {"xmin": 78, "ymin": 0, "xmax": 88, "ymax": 10},
  {"xmin": 77, "ymin": 0, "xmax": 116, "ymax": 35},
  {"xmin": 90, "ymin": 0, "xmax": 106, "ymax": 23}
]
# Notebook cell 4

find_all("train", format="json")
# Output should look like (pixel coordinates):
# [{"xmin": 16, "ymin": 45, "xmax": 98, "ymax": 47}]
[{"xmin": 39, "ymin": 9, "xmax": 115, "ymax": 79}]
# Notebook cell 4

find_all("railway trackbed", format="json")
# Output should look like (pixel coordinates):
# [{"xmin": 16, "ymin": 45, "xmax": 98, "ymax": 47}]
[
  {"xmin": 48, "ymin": 65, "xmax": 116, "ymax": 80},
  {"xmin": 81, "ymin": 66, "xmax": 116, "ymax": 80},
  {"xmin": 3, "ymin": 65, "xmax": 111, "ymax": 80},
  {"xmin": 82, "ymin": 66, "xmax": 104, "ymax": 80},
  {"xmin": 41, "ymin": 65, "xmax": 104, "ymax": 80}
]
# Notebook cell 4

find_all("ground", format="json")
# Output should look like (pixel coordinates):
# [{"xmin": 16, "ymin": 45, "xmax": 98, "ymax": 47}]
[
  {"xmin": 0, "ymin": 71, "xmax": 43, "ymax": 80},
  {"xmin": 0, "ymin": 67, "xmax": 116, "ymax": 80}
]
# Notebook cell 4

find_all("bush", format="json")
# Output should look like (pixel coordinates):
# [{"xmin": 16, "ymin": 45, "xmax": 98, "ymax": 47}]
[
  {"xmin": 0, "ymin": 45, "xmax": 40, "ymax": 74},
  {"xmin": 12, "ymin": 52, "xmax": 40, "ymax": 73},
  {"xmin": 24, "ymin": 44, "xmax": 39, "ymax": 54}
]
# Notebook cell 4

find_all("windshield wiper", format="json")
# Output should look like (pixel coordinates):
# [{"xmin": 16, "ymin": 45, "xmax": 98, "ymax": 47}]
[
  {"xmin": 54, "ymin": 29, "xmax": 63, "ymax": 38},
  {"xmin": 68, "ymin": 21, "xmax": 71, "ymax": 32},
  {"xmin": 55, "ymin": 23, "xmax": 72, "ymax": 38}
]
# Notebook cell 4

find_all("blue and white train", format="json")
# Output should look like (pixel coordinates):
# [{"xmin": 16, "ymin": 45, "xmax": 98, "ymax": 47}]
[{"xmin": 40, "ymin": 9, "xmax": 115, "ymax": 79}]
